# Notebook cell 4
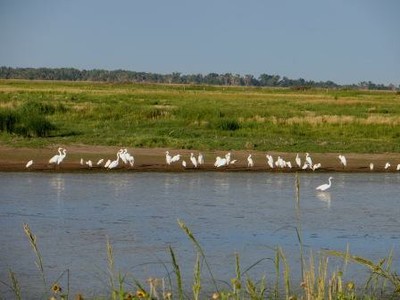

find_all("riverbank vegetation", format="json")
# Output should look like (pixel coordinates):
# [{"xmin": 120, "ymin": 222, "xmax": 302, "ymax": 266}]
[{"xmin": 0, "ymin": 79, "xmax": 400, "ymax": 153}]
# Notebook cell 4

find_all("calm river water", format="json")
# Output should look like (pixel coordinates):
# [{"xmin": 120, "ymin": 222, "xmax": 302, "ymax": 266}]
[{"xmin": 0, "ymin": 172, "xmax": 399, "ymax": 297}]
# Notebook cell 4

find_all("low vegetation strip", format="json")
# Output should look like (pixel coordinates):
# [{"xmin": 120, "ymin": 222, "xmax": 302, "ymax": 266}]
[{"xmin": 0, "ymin": 80, "xmax": 399, "ymax": 153}]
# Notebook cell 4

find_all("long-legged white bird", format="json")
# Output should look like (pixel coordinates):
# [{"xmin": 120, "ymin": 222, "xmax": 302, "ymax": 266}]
[
  {"xmin": 338, "ymin": 155, "xmax": 347, "ymax": 167},
  {"xmin": 316, "ymin": 177, "xmax": 333, "ymax": 191},
  {"xmin": 197, "ymin": 153, "xmax": 204, "ymax": 165},
  {"xmin": 190, "ymin": 153, "xmax": 198, "ymax": 168},
  {"xmin": 49, "ymin": 147, "xmax": 63, "ymax": 164},
  {"xmin": 247, "ymin": 154, "xmax": 254, "ymax": 167},
  {"xmin": 56, "ymin": 148, "xmax": 67, "ymax": 165}
]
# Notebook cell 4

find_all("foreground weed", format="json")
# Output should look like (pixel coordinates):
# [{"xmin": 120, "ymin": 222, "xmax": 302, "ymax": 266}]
[
  {"xmin": 327, "ymin": 248, "xmax": 400, "ymax": 297},
  {"xmin": 178, "ymin": 219, "xmax": 219, "ymax": 293},
  {"xmin": 23, "ymin": 223, "xmax": 47, "ymax": 295},
  {"xmin": 169, "ymin": 246, "xmax": 183, "ymax": 300}
]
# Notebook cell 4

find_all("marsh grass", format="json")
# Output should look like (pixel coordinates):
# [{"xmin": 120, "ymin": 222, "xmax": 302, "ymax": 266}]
[
  {"xmin": 1, "ymin": 80, "xmax": 400, "ymax": 152},
  {"xmin": 2, "ymin": 176, "xmax": 400, "ymax": 299}
]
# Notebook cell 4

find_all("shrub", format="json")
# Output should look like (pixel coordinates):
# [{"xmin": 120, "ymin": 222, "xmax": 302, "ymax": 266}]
[
  {"xmin": 217, "ymin": 119, "xmax": 241, "ymax": 131},
  {"xmin": 0, "ymin": 109, "xmax": 18, "ymax": 133}
]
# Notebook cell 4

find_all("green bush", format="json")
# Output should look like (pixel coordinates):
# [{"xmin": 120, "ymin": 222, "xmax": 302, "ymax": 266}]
[
  {"xmin": 0, "ymin": 102, "xmax": 57, "ymax": 137},
  {"xmin": 0, "ymin": 109, "xmax": 18, "ymax": 133},
  {"xmin": 217, "ymin": 119, "xmax": 241, "ymax": 131}
]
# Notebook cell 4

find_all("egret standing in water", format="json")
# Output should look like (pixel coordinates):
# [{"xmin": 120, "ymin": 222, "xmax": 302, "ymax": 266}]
[{"xmin": 316, "ymin": 177, "xmax": 333, "ymax": 191}]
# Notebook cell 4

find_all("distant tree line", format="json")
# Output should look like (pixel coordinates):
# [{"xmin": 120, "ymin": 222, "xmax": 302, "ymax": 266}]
[{"xmin": 0, "ymin": 66, "xmax": 398, "ymax": 90}]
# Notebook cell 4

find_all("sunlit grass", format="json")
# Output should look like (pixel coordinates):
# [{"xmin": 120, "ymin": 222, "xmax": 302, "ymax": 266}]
[{"xmin": 0, "ymin": 79, "xmax": 400, "ymax": 152}]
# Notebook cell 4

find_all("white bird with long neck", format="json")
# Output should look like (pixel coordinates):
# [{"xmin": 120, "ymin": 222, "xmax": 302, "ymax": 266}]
[
  {"xmin": 316, "ymin": 177, "xmax": 333, "ymax": 191},
  {"xmin": 49, "ymin": 147, "xmax": 63, "ymax": 164},
  {"xmin": 338, "ymin": 155, "xmax": 347, "ymax": 167},
  {"xmin": 197, "ymin": 153, "xmax": 204, "ymax": 165},
  {"xmin": 247, "ymin": 154, "xmax": 254, "ymax": 167},
  {"xmin": 305, "ymin": 153, "xmax": 313, "ymax": 167},
  {"xmin": 56, "ymin": 148, "xmax": 67, "ymax": 165},
  {"xmin": 266, "ymin": 154, "xmax": 274, "ymax": 168},
  {"xmin": 190, "ymin": 153, "xmax": 198, "ymax": 168},
  {"xmin": 108, "ymin": 149, "xmax": 122, "ymax": 169},
  {"xmin": 295, "ymin": 153, "xmax": 301, "ymax": 168},
  {"xmin": 369, "ymin": 162, "xmax": 374, "ymax": 171},
  {"xmin": 165, "ymin": 151, "xmax": 172, "ymax": 165},
  {"xmin": 384, "ymin": 162, "xmax": 391, "ymax": 170}
]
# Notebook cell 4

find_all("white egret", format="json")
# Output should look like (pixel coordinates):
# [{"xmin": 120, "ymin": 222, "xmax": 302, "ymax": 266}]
[
  {"xmin": 56, "ymin": 148, "xmax": 67, "ymax": 165},
  {"xmin": 97, "ymin": 158, "xmax": 104, "ymax": 165},
  {"xmin": 182, "ymin": 160, "xmax": 187, "ymax": 168},
  {"xmin": 316, "ymin": 176, "xmax": 333, "ymax": 191},
  {"xmin": 190, "ymin": 153, "xmax": 198, "ymax": 168},
  {"xmin": 171, "ymin": 154, "xmax": 181, "ymax": 163},
  {"xmin": 104, "ymin": 159, "xmax": 111, "ymax": 168},
  {"xmin": 86, "ymin": 160, "xmax": 93, "ymax": 168},
  {"xmin": 119, "ymin": 149, "xmax": 128, "ymax": 164},
  {"xmin": 125, "ymin": 151, "xmax": 134, "ymax": 166},
  {"xmin": 225, "ymin": 152, "xmax": 231, "ymax": 165},
  {"xmin": 197, "ymin": 153, "xmax": 204, "ymax": 165},
  {"xmin": 286, "ymin": 161, "xmax": 292, "ymax": 169},
  {"xmin": 165, "ymin": 151, "xmax": 172, "ymax": 165},
  {"xmin": 397, "ymin": 164, "xmax": 400, "ymax": 171},
  {"xmin": 384, "ymin": 162, "xmax": 391, "ymax": 170},
  {"xmin": 49, "ymin": 147, "xmax": 63, "ymax": 164},
  {"xmin": 305, "ymin": 153, "xmax": 313, "ymax": 167},
  {"xmin": 338, "ymin": 155, "xmax": 347, "ymax": 167},
  {"xmin": 108, "ymin": 149, "xmax": 122, "ymax": 169},
  {"xmin": 26, "ymin": 160, "xmax": 33, "ymax": 168},
  {"xmin": 369, "ymin": 162, "xmax": 374, "ymax": 171},
  {"xmin": 247, "ymin": 154, "xmax": 254, "ymax": 167},
  {"xmin": 295, "ymin": 153, "xmax": 301, "ymax": 168},
  {"xmin": 80, "ymin": 158, "xmax": 84, "ymax": 165},
  {"xmin": 214, "ymin": 156, "xmax": 227, "ymax": 167},
  {"xmin": 266, "ymin": 154, "xmax": 274, "ymax": 168},
  {"xmin": 312, "ymin": 163, "xmax": 321, "ymax": 171},
  {"xmin": 230, "ymin": 159, "xmax": 237, "ymax": 165}
]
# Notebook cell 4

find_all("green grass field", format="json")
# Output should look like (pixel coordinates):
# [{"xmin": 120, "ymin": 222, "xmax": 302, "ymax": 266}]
[{"xmin": 1, "ymin": 79, "xmax": 400, "ymax": 153}]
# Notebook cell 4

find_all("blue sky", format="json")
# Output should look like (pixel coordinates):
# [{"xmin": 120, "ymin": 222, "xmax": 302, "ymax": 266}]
[{"xmin": 0, "ymin": 0, "xmax": 399, "ymax": 85}]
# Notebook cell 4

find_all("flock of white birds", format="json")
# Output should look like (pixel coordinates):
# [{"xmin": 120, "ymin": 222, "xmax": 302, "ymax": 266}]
[{"xmin": 24, "ymin": 148, "xmax": 400, "ymax": 192}]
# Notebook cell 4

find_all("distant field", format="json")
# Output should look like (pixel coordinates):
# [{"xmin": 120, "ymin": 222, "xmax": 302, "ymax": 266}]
[{"xmin": 0, "ymin": 79, "xmax": 399, "ymax": 153}]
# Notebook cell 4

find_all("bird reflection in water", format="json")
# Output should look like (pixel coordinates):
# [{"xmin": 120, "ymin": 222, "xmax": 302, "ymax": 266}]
[
  {"xmin": 316, "ymin": 191, "xmax": 331, "ymax": 208},
  {"xmin": 49, "ymin": 174, "xmax": 65, "ymax": 202}
]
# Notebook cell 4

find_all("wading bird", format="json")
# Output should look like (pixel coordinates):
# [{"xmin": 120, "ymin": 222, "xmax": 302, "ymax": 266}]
[
  {"xmin": 247, "ymin": 154, "xmax": 254, "ymax": 167},
  {"xmin": 56, "ymin": 148, "xmax": 67, "ymax": 165},
  {"xmin": 338, "ymin": 155, "xmax": 347, "ymax": 167},
  {"xmin": 49, "ymin": 147, "xmax": 63, "ymax": 164},
  {"xmin": 197, "ymin": 153, "xmax": 204, "ymax": 165},
  {"xmin": 25, "ymin": 160, "xmax": 33, "ymax": 168},
  {"xmin": 295, "ymin": 153, "xmax": 301, "ymax": 168},
  {"xmin": 190, "ymin": 153, "xmax": 198, "ymax": 168},
  {"xmin": 316, "ymin": 176, "xmax": 333, "ymax": 192}
]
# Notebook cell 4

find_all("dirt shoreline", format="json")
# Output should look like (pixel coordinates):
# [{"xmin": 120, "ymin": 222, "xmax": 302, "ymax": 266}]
[{"xmin": 1, "ymin": 145, "xmax": 400, "ymax": 173}]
